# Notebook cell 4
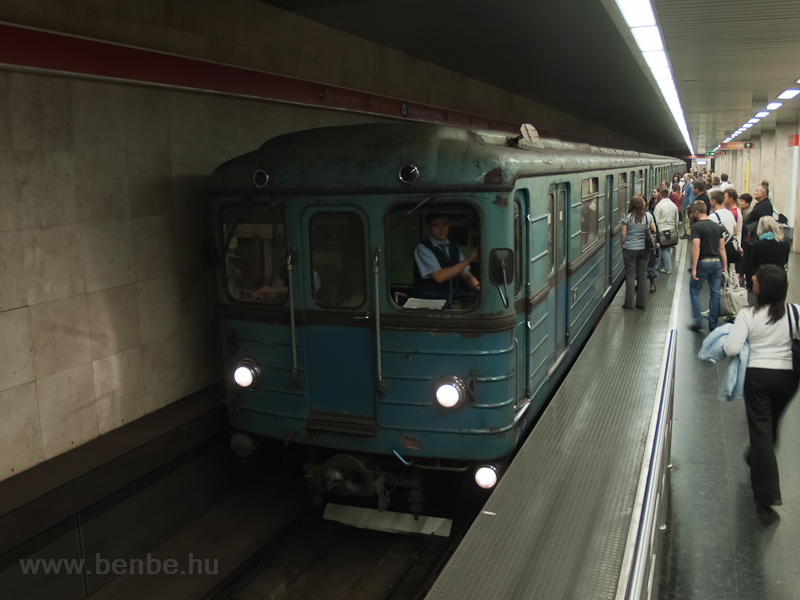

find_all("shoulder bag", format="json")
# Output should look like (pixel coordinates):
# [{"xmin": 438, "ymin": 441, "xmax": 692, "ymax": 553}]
[
  {"xmin": 788, "ymin": 304, "xmax": 800, "ymax": 378},
  {"xmin": 643, "ymin": 213, "xmax": 658, "ymax": 251},
  {"xmin": 711, "ymin": 213, "xmax": 743, "ymax": 263}
]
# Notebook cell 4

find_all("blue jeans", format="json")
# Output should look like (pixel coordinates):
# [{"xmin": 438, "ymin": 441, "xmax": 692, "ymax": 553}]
[
  {"xmin": 690, "ymin": 260, "xmax": 722, "ymax": 330},
  {"xmin": 660, "ymin": 247, "xmax": 672, "ymax": 272}
]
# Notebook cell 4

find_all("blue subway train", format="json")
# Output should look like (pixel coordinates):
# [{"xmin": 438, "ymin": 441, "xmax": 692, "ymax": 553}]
[{"xmin": 211, "ymin": 123, "xmax": 684, "ymax": 511}]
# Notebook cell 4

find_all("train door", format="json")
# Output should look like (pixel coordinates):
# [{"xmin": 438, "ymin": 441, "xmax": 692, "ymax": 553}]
[
  {"xmin": 603, "ymin": 174, "xmax": 613, "ymax": 290},
  {"xmin": 301, "ymin": 206, "xmax": 376, "ymax": 421},
  {"xmin": 513, "ymin": 191, "xmax": 529, "ymax": 402},
  {"xmin": 550, "ymin": 183, "xmax": 569, "ymax": 361}
]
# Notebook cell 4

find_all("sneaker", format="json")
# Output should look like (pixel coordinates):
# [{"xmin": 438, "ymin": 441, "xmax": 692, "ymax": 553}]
[
  {"xmin": 665, "ymin": 270, "xmax": 671, "ymax": 274},
  {"xmin": 701, "ymin": 309, "xmax": 710, "ymax": 317},
  {"xmin": 659, "ymin": 268, "xmax": 668, "ymax": 273},
  {"xmin": 689, "ymin": 324, "xmax": 703, "ymax": 332}
]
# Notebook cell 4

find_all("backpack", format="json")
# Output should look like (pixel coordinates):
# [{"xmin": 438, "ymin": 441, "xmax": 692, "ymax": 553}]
[{"xmin": 710, "ymin": 212, "xmax": 742, "ymax": 263}]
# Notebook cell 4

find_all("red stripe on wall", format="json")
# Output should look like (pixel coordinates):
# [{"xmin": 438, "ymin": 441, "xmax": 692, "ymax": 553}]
[{"xmin": 0, "ymin": 22, "xmax": 518, "ymax": 134}]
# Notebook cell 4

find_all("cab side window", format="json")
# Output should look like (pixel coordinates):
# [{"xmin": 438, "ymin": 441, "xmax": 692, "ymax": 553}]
[{"xmin": 222, "ymin": 204, "xmax": 287, "ymax": 305}]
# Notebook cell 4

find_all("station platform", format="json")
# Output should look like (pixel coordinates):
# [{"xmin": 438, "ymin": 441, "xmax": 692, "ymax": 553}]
[{"xmin": 426, "ymin": 245, "xmax": 800, "ymax": 600}]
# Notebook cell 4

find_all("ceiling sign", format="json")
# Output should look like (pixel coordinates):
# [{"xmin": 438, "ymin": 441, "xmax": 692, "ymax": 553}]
[{"xmin": 720, "ymin": 142, "xmax": 757, "ymax": 150}]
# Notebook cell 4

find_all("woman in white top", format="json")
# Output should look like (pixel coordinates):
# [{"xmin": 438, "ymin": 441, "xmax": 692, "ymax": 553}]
[
  {"xmin": 653, "ymin": 190, "xmax": 679, "ymax": 273},
  {"xmin": 723, "ymin": 265, "xmax": 799, "ymax": 508}
]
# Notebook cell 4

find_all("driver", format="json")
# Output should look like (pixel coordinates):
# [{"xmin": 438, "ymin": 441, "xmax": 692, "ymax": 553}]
[{"xmin": 413, "ymin": 213, "xmax": 479, "ymax": 306}]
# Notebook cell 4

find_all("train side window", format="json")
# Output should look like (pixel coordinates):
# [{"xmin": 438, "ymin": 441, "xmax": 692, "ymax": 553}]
[
  {"xmin": 385, "ymin": 202, "xmax": 480, "ymax": 310},
  {"xmin": 617, "ymin": 173, "xmax": 628, "ymax": 219},
  {"xmin": 636, "ymin": 170, "xmax": 644, "ymax": 195},
  {"xmin": 580, "ymin": 177, "xmax": 599, "ymax": 251},
  {"xmin": 514, "ymin": 200, "xmax": 522, "ymax": 296},
  {"xmin": 309, "ymin": 212, "xmax": 366, "ymax": 309},
  {"xmin": 221, "ymin": 204, "xmax": 287, "ymax": 305},
  {"xmin": 547, "ymin": 191, "xmax": 555, "ymax": 274}
]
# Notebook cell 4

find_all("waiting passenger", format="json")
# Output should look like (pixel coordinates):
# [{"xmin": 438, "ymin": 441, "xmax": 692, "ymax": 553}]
[
  {"xmin": 654, "ymin": 189, "xmax": 679, "ymax": 273},
  {"xmin": 413, "ymin": 213, "xmax": 479, "ymax": 306},
  {"xmin": 720, "ymin": 173, "xmax": 734, "ymax": 192},
  {"xmin": 620, "ymin": 195, "xmax": 657, "ymax": 309},
  {"xmin": 693, "ymin": 180, "xmax": 710, "ymax": 215},
  {"xmin": 750, "ymin": 216, "xmax": 790, "ymax": 273},
  {"xmin": 723, "ymin": 265, "xmax": 799, "ymax": 510},
  {"xmin": 689, "ymin": 200, "xmax": 727, "ymax": 332}
]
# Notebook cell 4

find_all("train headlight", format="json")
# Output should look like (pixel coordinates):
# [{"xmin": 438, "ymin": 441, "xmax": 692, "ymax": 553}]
[
  {"xmin": 233, "ymin": 358, "xmax": 262, "ymax": 389},
  {"xmin": 435, "ymin": 376, "xmax": 467, "ymax": 409},
  {"xmin": 475, "ymin": 465, "xmax": 498, "ymax": 489}
]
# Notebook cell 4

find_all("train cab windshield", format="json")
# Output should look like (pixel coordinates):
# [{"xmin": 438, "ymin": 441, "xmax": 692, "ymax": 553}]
[
  {"xmin": 386, "ymin": 202, "xmax": 481, "ymax": 311},
  {"xmin": 222, "ymin": 204, "xmax": 288, "ymax": 304}
]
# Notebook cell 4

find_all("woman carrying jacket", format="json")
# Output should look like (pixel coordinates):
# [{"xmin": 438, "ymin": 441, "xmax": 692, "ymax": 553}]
[
  {"xmin": 750, "ymin": 216, "xmax": 790, "ymax": 273},
  {"xmin": 723, "ymin": 265, "xmax": 799, "ymax": 509},
  {"xmin": 621, "ymin": 195, "xmax": 657, "ymax": 309}
]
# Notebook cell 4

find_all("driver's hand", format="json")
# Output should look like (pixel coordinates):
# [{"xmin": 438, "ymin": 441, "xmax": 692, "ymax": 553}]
[{"xmin": 468, "ymin": 247, "xmax": 479, "ymax": 263}]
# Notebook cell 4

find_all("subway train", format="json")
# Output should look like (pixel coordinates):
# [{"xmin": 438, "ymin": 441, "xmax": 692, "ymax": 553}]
[{"xmin": 210, "ymin": 122, "xmax": 684, "ymax": 514}]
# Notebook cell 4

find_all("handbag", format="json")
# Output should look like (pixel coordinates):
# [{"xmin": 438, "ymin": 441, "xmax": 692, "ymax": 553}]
[
  {"xmin": 659, "ymin": 229, "xmax": 678, "ymax": 247},
  {"xmin": 643, "ymin": 213, "xmax": 657, "ymax": 250},
  {"xmin": 711, "ymin": 213, "xmax": 743, "ymax": 263},
  {"xmin": 788, "ymin": 304, "xmax": 800, "ymax": 378},
  {"xmin": 720, "ymin": 277, "xmax": 748, "ymax": 316}
]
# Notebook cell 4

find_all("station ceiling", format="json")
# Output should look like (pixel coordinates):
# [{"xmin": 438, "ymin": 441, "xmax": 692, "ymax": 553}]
[{"xmin": 258, "ymin": 0, "xmax": 800, "ymax": 157}]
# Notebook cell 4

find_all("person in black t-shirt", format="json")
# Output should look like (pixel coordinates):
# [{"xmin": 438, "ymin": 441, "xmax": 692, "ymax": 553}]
[{"xmin": 689, "ymin": 201, "xmax": 727, "ymax": 332}]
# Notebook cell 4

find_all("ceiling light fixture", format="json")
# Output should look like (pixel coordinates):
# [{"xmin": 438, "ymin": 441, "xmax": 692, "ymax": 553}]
[
  {"xmin": 748, "ymin": 118, "xmax": 760, "ymax": 124},
  {"xmin": 778, "ymin": 89, "xmax": 800, "ymax": 100},
  {"xmin": 615, "ymin": 0, "xmax": 657, "ymax": 27},
  {"xmin": 631, "ymin": 26, "xmax": 664, "ymax": 52},
  {"xmin": 755, "ymin": 111, "xmax": 769, "ymax": 118},
  {"xmin": 743, "ymin": 124, "xmax": 753, "ymax": 128},
  {"xmin": 767, "ymin": 102, "xmax": 782, "ymax": 110}
]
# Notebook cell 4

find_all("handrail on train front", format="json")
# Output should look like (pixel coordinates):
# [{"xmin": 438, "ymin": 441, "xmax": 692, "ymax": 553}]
[{"xmin": 620, "ymin": 328, "xmax": 676, "ymax": 600}]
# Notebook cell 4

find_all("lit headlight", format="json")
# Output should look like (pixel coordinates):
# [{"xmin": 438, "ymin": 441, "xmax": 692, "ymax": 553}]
[
  {"xmin": 233, "ymin": 358, "xmax": 262, "ymax": 389},
  {"xmin": 435, "ymin": 376, "xmax": 467, "ymax": 408},
  {"xmin": 475, "ymin": 465, "xmax": 498, "ymax": 489}
]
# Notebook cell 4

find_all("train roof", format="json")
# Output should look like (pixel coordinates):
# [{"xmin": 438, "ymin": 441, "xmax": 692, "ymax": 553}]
[{"xmin": 210, "ymin": 122, "xmax": 683, "ymax": 196}]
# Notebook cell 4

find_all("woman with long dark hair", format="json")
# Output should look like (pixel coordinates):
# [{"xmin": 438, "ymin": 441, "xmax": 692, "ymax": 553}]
[
  {"xmin": 723, "ymin": 265, "xmax": 799, "ymax": 508},
  {"xmin": 620, "ymin": 195, "xmax": 657, "ymax": 309}
]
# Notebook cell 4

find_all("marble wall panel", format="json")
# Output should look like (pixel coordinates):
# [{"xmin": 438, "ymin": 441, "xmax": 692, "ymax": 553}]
[
  {"xmin": 181, "ymin": 325, "xmax": 220, "ymax": 397},
  {"xmin": 75, "ymin": 151, "xmax": 130, "ymax": 222},
  {"xmin": 93, "ymin": 346, "xmax": 146, "ymax": 435},
  {"xmin": 71, "ymin": 79, "xmax": 126, "ymax": 152},
  {"xmin": 137, "ymin": 274, "xmax": 180, "ymax": 345},
  {"xmin": 81, "ymin": 219, "xmax": 136, "ymax": 293},
  {"xmin": 140, "ymin": 332, "xmax": 184, "ymax": 413},
  {"xmin": 131, "ymin": 214, "xmax": 176, "ymax": 281},
  {"xmin": 207, "ymin": 95, "xmax": 242, "ymax": 153},
  {"xmin": 0, "ymin": 72, "xmax": 11, "ymax": 150},
  {"xmin": 0, "ymin": 307, "xmax": 36, "ymax": 393},
  {"xmin": 172, "ymin": 209, "xmax": 210, "ymax": 273},
  {"xmin": 22, "ymin": 224, "xmax": 85, "ymax": 305},
  {"xmin": 87, "ymin": 283, "xmax": 140, "ymax": 360},
  {"xmin": 127, "ymin": 152, "xmax": 173, "ymax": 218},
  {"xmin": 123, "ymin": 86, "xmax": 170, "ymax": 153},
  {"xmin": 178, "ymin": 269, "xmax": 217, "ymax": 332},
  {"xmin": 168, "ymin": 92, "xmax": 209, "ymax": 155},
  {"xmin": 8, "ymin": 72, "xmax": 73, "ymax": 152},
  {"xmin": 15, "ymin": 151, "xmax": 79, "ymax": 229},
  {"xmin": 0, "ymin": 383, "xmax": 43, "ymax": 481},
  {"xmin": 0, "ymin": 151, "xmax": 19, "ymax": 231},
  {"xmin": 36, "ymin": 363, "xmax": 98, "ymax": 459},
  {"xmin": 29, "ymin": 294, "xmax": 91, "ymax": 379},
  {"xmin": 171, "ymin": 153, "xmax": 212, "ymax": 215},
  {"xmin": 0, "ymin": 230, "xmax": 26, "ymax": 311}
]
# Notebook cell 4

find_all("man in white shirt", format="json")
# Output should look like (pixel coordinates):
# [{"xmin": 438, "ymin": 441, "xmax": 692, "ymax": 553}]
[
  {"xmin": 709, "ymin": 191, "xmax": 736, "ymax": 241},
  {"xmin": 654, "ymin": 189, "xmax": 679, "ymax": 273},
  {"xmin": 723, "ymin": 188, "xmax": 742, "ymax": 246},
  {"xmin": 719, "ymin": 173, "xmax": 734, "ymax": 192}
]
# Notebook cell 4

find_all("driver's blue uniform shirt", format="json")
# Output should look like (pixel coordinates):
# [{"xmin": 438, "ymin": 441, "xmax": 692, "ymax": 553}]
[{"xmin": 413, "ymin": 236, "xmax": 471, "ymax": 278}]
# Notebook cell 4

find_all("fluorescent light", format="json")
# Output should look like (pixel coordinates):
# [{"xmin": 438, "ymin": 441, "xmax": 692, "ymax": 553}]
[
  {"xmin": 755, "ymin": 111, "xmax": 769, "ymax": 118},
  {"xmin": 643, "ymin": 50, "xmax": 669, "ymax": 69},
  {"xmin": 777, "ymin": 89, "xmax": 800, "ymax": 99},
  {"xmin": 743, "ymin": 124, "xmax": 753, "ymax": 128},
  {"xmin": 767, "ymin": 102, "xmax": 782, "ymax": 110},
  {"xmin": 631, "ymin": 26, "xmax": 664, "ymax": 52},
  {"xmin": 650, "ymin": 67, "xmax": 672, "ymax": 81},
  {"xmin": 615, "ymin": 0, "xmax": 657, "ymax": 27},
  {"xmin": 748, "ymin": 118, "xmax": 760, "ymax": 124}
]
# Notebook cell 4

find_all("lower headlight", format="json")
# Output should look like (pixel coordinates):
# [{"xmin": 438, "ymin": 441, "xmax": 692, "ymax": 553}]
[
  {"xmin": 435, "ymin": 376, "xmax": 467, "ymax": 408},
  {"xmin": 475, "ymin": 465, "xmax": 498, "ymax": 489},
  {"xmin": 233, "ymin": 358, "xmax": 262, "ymax": 389}
]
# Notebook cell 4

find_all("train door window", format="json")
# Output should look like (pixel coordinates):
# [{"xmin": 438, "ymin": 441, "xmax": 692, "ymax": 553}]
[
  {"xmin": 636, "ymin": 170, "xmax": 644, "ymax": 195},
  {"xmin": 514, "ymin": 198, "xmax": 523, "ymax": 297},
  {"xmin": 221, "ymin": 204, "xmax": 287, "ymax": 304},
  {"xmin": 557, "ymin": 188, "xmax": 566, "ymax": 267},
  {"xmin": 547, "ymin": 191, "xmax": 555, "ymax": 274},
  {"xmin": 385, "ymin": 202, "xmax": 480, "ymax": 310},
  {"xmin": 616, "ymin": 173, "xmax": 628, "ymax": 220},
  {"xmin": 580, "ymin": 178, "xmax": 599, "ymax": 251},
  {"xmin": 309, "ymin": 212, "xmax": 366, "ymax": 309}
]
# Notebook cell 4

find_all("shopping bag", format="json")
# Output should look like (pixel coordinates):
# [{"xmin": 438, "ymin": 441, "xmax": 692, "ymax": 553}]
[{"xmin": 720, "ymin": 278, "xmax": 748, "ymax": 316}]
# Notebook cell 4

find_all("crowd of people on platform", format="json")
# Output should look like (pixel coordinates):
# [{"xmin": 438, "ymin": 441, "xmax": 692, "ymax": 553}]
[{"xmin": 621, "ymin": 169, "xmax": 795, "ymax": 514}]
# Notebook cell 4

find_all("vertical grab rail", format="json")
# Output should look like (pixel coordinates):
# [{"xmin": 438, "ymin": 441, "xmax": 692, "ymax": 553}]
[
  {"xmin": 287, "ymin": 247, "xmax": 303, "ymax": 389},
  {"xmin": 374, "ymin": 246, "xmax": 386, "ymax": 397}
]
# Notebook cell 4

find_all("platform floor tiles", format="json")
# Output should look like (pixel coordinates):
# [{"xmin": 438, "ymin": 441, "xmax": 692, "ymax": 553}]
[{"xmin": 659, "ymin": 254, "xmax": 800, "ymax": 600}]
